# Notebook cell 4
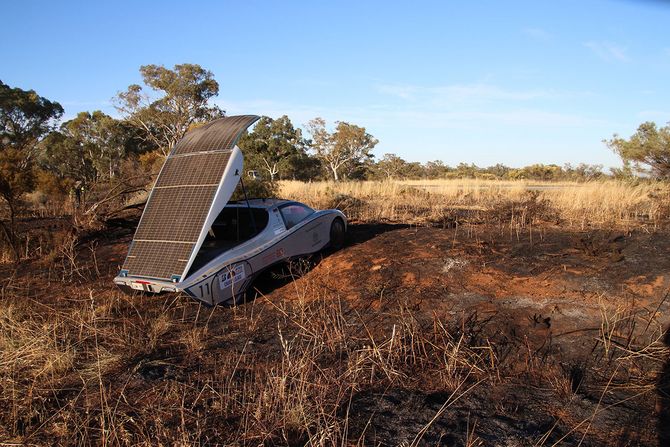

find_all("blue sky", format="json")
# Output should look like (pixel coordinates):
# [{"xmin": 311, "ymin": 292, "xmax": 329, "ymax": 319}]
[{"xmin": 2, "ymin": 0, "xmax": 669, "ymax": 169}]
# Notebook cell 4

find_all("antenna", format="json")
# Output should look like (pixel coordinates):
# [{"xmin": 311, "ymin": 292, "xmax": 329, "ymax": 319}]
[{"xmin": 239, "ymin": 175, "xmax": 257, "ymax": 234}]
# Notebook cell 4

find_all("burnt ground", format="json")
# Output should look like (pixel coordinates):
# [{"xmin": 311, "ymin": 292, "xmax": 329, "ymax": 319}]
[
  {"xmin": 1, "ymin": 218, "xmax": 669, "ymax": 446},
  {"xmin": 260, "ymin": 223, "xmax": 670, "ymax": 445}
]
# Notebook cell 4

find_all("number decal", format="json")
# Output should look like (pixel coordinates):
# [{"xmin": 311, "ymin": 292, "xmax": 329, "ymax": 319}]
[{"xmin": 198, "ymin": 282, "xmax": 211, "ymax": 298}]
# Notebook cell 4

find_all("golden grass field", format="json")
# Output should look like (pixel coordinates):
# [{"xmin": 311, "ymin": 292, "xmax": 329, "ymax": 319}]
[{"xmin": 280, "ymin": 179, "xmax": 669, "ymax": 230}]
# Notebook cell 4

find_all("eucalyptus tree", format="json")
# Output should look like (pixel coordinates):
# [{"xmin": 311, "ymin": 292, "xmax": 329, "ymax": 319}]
[
  {"xmin": 40, "ymin": 111, "xmax": 137, "ymax": 182},
  {"xmin": 238, "ymin": 115, "xmax": 308, "ymax": 182},
  {"xmin": 306, "ymin": 118, "xmax": 377, "ymax": 181},
  {"xmin": 115, "ymin": 64, "xmax": 223, "ymax": 156},
  {"xmin": 0, "ymin": 80, "xmax": 63, "ymax": 259},
  {"xmin": 606, "ymin": 121, "xmax": 670, "ymax": 179},
  {"xmin": 376, "ymin": 153, "xmax": 407, "ymax": 179}
]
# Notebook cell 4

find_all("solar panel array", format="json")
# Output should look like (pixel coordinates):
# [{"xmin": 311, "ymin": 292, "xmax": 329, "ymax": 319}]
[
  {"xmin": 172, "ymin": 115, "xmax": 262, "ymax": 155},
  {"xmin": 122, "ymin": 115, "xmax": 259, "ymax": 280}
]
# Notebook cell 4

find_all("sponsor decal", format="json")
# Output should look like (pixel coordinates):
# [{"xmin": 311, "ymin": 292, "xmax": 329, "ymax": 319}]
[{"xmin": 219, "ymin": 264, "xmax": 246, "ymax": 289}]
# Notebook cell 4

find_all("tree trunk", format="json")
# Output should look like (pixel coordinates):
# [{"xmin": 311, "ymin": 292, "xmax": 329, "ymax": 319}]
[
  {"xmin": 0, "ymin": 197, "xmax": 19, "ymax": 263},
  {"xmin": 331, "ymin": 165, "xmax": 339, "ymax": 181}
]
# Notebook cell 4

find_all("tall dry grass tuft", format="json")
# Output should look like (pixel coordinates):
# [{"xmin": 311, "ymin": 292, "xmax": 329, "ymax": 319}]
[
  {"xmin": 280, "ymin": 179, "xmax": 669, "ymax": 229},
  {"xmin": 0, "ymin": 301, "xmax": 76, "ymax": 436}
]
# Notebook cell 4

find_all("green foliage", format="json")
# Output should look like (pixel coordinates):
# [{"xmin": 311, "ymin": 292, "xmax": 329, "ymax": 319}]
[
  {"xmin": 446, "ymin": 163, "xmax": 480, "ymax": 179},
  {"xmin": 424, "ymin": 160, "xmax": 449, "ymax": 179},
  {"xmin": 238, "ymin": 115, "xmax": 308, "ymax": 181},
  {"xmin": 485, "ymin": 163, "xmax": 512, "ymax": 179},
  {"xmin": 115, "ymin": 64, "xmax": 223, "ymax": 155},
  {"xmin": 563, "ymin": 163, "xmax": 604, "ymax": 181},
  {"xmin": 39, "ymin": 111, "xmax": 137, "ymax": 182},
  {"xmin": 306, "ymin": 118, "xmax": 378, "ymax": 181},
  {"xmin": 517, "ymin": 164, "xmax": 563, "ymax": 181},
  {"xmin": 375, "ymin": 153, "xmax": 406, "ymax": 179},
  {"xmin": 0, "ymin": 80, "xmax": 63, "ymax": 153},
  {"xmin": 605, "ymin": 121, "xmax": 670, "ymax": 179},
  {"xmin": 290, "ymin": 152, "xmax": 324, "ymax": 181},
  {"xmin": 0, "ymin": 80, "xmax": 62, "ymax": 259}
]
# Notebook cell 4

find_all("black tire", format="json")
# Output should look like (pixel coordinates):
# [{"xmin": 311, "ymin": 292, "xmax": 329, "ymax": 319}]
[{"xmin": 329, "ymin": 218, "xmax": 346, "ymax": 251}]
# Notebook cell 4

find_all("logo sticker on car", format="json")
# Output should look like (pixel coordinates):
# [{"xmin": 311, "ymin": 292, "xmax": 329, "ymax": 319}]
[{"xmin": 219, "ymin": 264, "xmax": 246, "ymax": 289}]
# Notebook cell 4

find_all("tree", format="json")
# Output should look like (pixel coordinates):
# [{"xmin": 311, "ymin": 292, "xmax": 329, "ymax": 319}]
[
  {"xmin": 424, "ymin": 160, "xmax": 450, "ymax": 179},
  {"xmin": 563, "ymin": 163, "xmax": 603, "ymax": 181},
  {"xmin": 306, "ymin": 118, "xmax": 378, "ymax": 181},
  {"xmin": 376, "ymin": 153, "xmax": 407, "ymax": 179},
  {"xmin": 519, "ymin": 164, "xmax": 562, "ymax": 181},
  {"xmin": 39, "ymin": 131, "xmax": 95, "ymax": 182},
  {"xmin": 238, "ymin": 115, "xmax": 307, "ymax": 182},
  {"xmin": 40, "ymin": 111, "xmax": 137, "ymax": 182},
  {"xmin": 0, "ymin": 80, "xmax": 62, "ymax": 259},
  {"xmin": 289, "ymin": 153, "xmax": 323, "ymax": 181},
  {"xmin": 605, "ymin": 121, "xmax": 670, "ymax": 179},
  {"xmin": 1, "ymin": 80, "xmax": 64, "ymax": 155},
  {"xmin": 402, "ymin": 161, "xmax": 424, "ymax": 179},
  {"xmin": 114, "ymin": 64, "xmax": 223, "ymax": 156},
  {"xmin": 65, "ymin": 111, "xmax": 133, "ymax": 179},
  {"xmin": 485, "ymin": 163, "xmax": 511, "ymax": 179},
  {"xmin": 449, "ymin": 163, "xmax": 479, "ymax": 179},
  {"xmin": 0, "ymin": 148, "xmax": 35, "ymax": 259}
]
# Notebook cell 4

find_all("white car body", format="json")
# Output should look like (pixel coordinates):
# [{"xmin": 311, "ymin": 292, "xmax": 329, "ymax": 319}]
[
  {"xmin": 114, "ymin": 115, "xmax": 347, "ymax": 305},
  {"xmin": 115, "ymin": 198, "xmax": 346, "ymax": 305}
]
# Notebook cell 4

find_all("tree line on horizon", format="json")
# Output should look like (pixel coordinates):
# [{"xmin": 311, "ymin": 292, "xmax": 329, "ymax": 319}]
[{"xmin": 1, "ymin": 63, "xmax": 669, "ymax": 253}]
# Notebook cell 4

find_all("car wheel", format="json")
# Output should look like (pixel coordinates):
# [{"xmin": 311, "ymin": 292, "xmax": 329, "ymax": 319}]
[{"xmin": 329, "ymin": 218, "xmax": 346, "ymax": 251}]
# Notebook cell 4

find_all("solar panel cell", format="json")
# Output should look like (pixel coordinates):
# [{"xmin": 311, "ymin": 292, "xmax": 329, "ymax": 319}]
[
  {"xmin": 124, "ymin": 240, "xmax": 195, "ymax": 280},
  {"xmin": 133, "ymin": 185, "xmax": 218, "ymax": 242},
  {"xmin": 121, "ymin": 115, "xmax": 260, "ymax": 280},
  {"xmin": 172, "ymin": 115, "xmax": 259, "ymax": 155},
  {"xmin": 155, "ymin": 152, "xmax": 232, "ymax": 188}
]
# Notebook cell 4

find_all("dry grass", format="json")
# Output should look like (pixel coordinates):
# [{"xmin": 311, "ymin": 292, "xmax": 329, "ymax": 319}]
[
  {"xmin": 0, "ymin": 275, "xmax": 501, "ymax": 445},
  {"xmin": 1, "ymin": 259, "xmax": 666, "ymax": 445},
  {"xmin": 0, "ymin": 180, "xmax": 668, "ymax": 444},
  {"xmin": 280, "ymin": 179, "xmax": 669, "ymax": 229}
]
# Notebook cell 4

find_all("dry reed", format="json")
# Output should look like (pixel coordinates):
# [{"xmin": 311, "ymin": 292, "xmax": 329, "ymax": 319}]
[{"xmin": 280, "ymin": 179, "xmax": 669, "ymax": 229}]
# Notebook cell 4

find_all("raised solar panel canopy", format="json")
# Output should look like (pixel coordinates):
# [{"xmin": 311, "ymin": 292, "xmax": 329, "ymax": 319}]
[{"xmin": 122, "ymin": 115, "xmax": 260, "ymax": 281}]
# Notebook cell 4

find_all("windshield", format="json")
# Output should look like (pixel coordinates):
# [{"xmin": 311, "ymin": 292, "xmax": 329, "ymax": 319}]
[{"xmin": 279, "ymin": 203, "xmax": 315, "ymax": 230}]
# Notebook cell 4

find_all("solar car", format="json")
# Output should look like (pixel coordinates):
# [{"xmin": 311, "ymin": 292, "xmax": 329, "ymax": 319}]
[{"xmin": 113, "ymin": 115, "xmax": 347, "ymax": 305}]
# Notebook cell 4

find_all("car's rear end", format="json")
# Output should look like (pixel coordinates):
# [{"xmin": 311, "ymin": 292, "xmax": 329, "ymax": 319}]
[{"xmin": 113, "ymin": 274, "xmax": 180, "ymax": 295}]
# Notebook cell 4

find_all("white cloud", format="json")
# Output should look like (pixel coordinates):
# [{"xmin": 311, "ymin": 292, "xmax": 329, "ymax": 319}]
[{"xmin": 584, "ymin": 41, "xmax": 629, "ymax": 62}]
